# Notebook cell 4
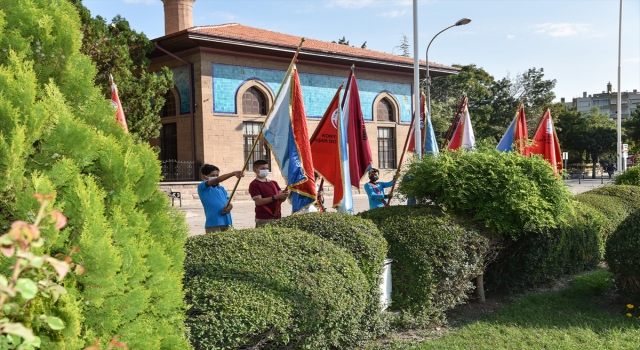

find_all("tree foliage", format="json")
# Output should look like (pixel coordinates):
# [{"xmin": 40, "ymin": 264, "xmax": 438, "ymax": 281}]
[
  {"xmin": 332, "ymin": 36, "xmax": 350, "ymax": 45},
  {"xmin": 555, "ymin": 107, "xmax": 616, "ymax": 176},
  {"xmin": 429, "ymin": 65, "xmax": 556, "ymax": 144},
  {"xmin": 332, "ymin": 36, "xmax": 367, "ymax": 49},
  {"xmin": 0, "ymin": 1, "xmax": 189, "ymax": 348},
  {"xmin": 70, "ymin": 0, "xmax": 173, "ymax": 143},
  {"xmin": 398, "ymin": 149, "xmax": 573, "ymax": 237},
  {"xmin": 623, "ymin": 107, "xmax": 640, "ymax": 153},
  {"xmin": 394, "ymin": 34, "xmax": 410, "ymax": 57}
]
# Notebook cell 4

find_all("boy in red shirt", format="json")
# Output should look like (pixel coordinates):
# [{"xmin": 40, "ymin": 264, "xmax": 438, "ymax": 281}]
[{"xmin": 248, "ymin": 160, "xmax": 289, "ymax": 227}]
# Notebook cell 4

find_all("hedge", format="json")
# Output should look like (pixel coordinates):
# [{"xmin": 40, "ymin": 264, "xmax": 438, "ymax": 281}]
[
  {"xmin": 575, "ymin": 185, "xmax": 640, "ymax": 238},
  {"xmin": 183, "ymin": 227, "xmax": 370, "ymax": 349},
  {"xmin": 398, "ymin": 150, "xmax": 573, "ymax": 238},
  {"xmin": 269, "ymin": 212, "xmax": 389, "ymax": 338},
  {"xmin": 614, "ymin": 166, "xmax": 640, "ymax": 186},
  {"xmin": 484, "ymin": 201, "xmax": 605, "ymax": 292},
  {"xmin": 605, "ymin": 209, "xmax": 640, "ymax": 299},
  {"xmin": 359, "ymin": 205, "xmax": 493, "ymax": 326}
]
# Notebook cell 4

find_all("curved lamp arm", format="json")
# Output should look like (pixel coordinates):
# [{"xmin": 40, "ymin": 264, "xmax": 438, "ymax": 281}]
[{"xmin": 425, "ymin": 18, "xmax": 471, "ymax": 118}]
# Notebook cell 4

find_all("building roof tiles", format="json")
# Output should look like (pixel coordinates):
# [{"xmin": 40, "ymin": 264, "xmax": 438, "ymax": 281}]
[{"xmin": 183, "ymin": 23, "xmax": 455, "ymax": 71}]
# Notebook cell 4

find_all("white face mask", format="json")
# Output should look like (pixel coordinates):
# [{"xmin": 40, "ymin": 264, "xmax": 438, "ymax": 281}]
[
  {"xmin": 258, "ymin": 169, "xmax": 270, "ymax": 178},
  {"xmin": 208, "ymin": 176, "xmax": 218, "ymax": 181}
]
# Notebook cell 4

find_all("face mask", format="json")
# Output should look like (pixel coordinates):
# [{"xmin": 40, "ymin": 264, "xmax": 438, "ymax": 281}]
[
  {"xmin": 369, "ymin": 175, "xmax": 379, "ymax": 182},
  {"xmin": 259, "ymin": 169, "xmax": 270, "ymax": 178},
  {"xmin": 208, "ymin": 176, "xmax": 218, "ymax": 181}
]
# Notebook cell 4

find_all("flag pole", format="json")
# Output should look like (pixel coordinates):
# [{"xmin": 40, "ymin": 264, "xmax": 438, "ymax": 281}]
[
  {"xmin": 384, "ymin": 112, "xmax": 416, "ymax": 206},
  {"xmin": 225, "ymin": 38, "xmax": 306, "ymax": 208}
]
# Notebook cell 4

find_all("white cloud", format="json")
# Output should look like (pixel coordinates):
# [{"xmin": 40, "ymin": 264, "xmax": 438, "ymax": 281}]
[
  {"xmin": 326, "ymin": 0, "xmax": 414, "ymax": 9},
  {"xmin": 379, "ymin": 10, "xmax": 407, "ymax": 18},
  {"xmin": 507, "ymin": 34, "xmax": 515, "ymax": 39},
  {"xmin": 532, "ymin": 23, "xmax": 590, "ymax": 37},
  {"xmin": 123, "ymin": 0, "xmax": 156, "ymax": 4},
  {"xmin": 624, "ymin": 57, "xmax": 640, "ymax": 63}
]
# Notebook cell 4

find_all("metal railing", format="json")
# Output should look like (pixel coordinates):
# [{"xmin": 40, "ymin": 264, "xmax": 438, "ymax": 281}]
[{"xmin": 160, "ymin": 160, "xmax": 198, "ymax": 182}]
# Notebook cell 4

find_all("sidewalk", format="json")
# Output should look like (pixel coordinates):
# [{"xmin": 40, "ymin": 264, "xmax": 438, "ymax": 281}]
[
  {"xmin": 179, "ymin": 193, "xmax": 374, "ymax": 236},
  {"xmin": 177, "ymin": 178, "xmax": 612, "ymax": 236}
]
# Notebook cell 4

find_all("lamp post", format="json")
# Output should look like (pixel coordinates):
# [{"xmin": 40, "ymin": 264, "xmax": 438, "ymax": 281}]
[
  {"xmin": 616, "ymin": 0, "xmax": 622, "ymax": 172},
  {"xmin": 425, "ymin": 18, "xmax": 471, "ymax": 127}
]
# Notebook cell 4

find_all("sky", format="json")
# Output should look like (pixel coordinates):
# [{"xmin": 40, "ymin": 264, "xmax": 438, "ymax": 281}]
[{"xmin": 83, "ymin": 0, "xmax": 640, "ymax": 102}]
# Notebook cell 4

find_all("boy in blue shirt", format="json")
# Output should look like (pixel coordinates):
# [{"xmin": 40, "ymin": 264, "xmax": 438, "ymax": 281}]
[
  {"xmin": 197, "ymin": 164, "xmax": 244, "ymax": 233},
  {"xmin": 364, "ymin": 168, "xmax": 395, "ymax": 210}
]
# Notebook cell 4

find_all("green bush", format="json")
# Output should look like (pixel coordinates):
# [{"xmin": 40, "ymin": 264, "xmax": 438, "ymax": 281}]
[
  {"xmin": 576, "ymin": 185, "xmax": 640, "ymax": 238},
  {"xmin": 0, "ymin": 1, "xmax": 189, "ymax": 348},
  {"xmin": 270, "ymin": 212, "xmax": 387, "ymax": 290},
  {"xmin": 398, "ymin": 150, "xmax": 573, "ymax": 238},
  {"xmin": 269, "ymin": 212, "xmax": 389, "ymax": 338},
  {"xmin": 485, "ymin": 201, "xmax": 605, "ymax": 292},
  {"xmin": 183, "ymin": 227, "xmax": 370, "ymax": 349},
  {"xmin": 605, "ymin": 210, "xmax": 640, "ymax": 299},
  {"xmin": 359, "ymin": 205, "xmax": 493, "ymax": 326},
  {"xmin": 614, "ymin": 166, "xmax": 640, "ymax": 185}
]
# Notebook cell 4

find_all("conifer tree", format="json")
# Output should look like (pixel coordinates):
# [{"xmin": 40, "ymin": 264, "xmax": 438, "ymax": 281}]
[
  {"xmin": 0, "ymin": 1, "xmax": 190, "ymax": 348},
  {"xmin": 69, "ymin": 0, "xmax": 174, "ymax": 143}
]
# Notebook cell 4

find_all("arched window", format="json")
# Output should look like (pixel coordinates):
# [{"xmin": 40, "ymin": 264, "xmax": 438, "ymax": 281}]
[
  {"xmin": 160, "ymin": 90, "xmax": 177, "ymax": 118},
  {"xmin": 377, "ymin": 98, "xmax": 394, "ymax": 122},
  {"xmin": 242, "ymin": 87, "xmax": 267, "ymax": 115}
]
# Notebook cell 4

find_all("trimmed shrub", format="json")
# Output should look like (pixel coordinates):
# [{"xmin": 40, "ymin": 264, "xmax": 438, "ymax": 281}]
[
  {"xmin": 358, "ymin": 205, "xmax": 493, "ymax": 326},
  {"xmin": 269, "ymin": 212, "xmax": 389, "ymax": 338},
  {"xmin": 605, "ymin": 210, "xmax": 640, "ymax": 299},
  {"xmin": 576, "ymin": 185, "xmax": 640, "ymax": 238},
  {"xmin": 398, "ymin": 150, "xmax": 573, "ymax": 238},
  {"xmin": 0, "ymin": 2, "xmax": 189, "ymax": 348},
  {"xmin": 183, "ymin": 227, "xmax": 370, "ymax": 349},
  {"xmin": 485, "ymin": 201, "xmax": 605, "ymax": 292},
  {"xmin": 269, "ymin": 212, "xmax": 387, "ymax": 289},
  {"xmin": 614, "ymin": 166, "xmax": 640, "ymax": 185}
]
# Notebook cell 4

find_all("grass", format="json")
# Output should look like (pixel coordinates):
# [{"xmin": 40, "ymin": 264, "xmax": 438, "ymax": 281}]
[{"xmin": 367, "ymin": 269, "xmax": 640, "ymax": 349}]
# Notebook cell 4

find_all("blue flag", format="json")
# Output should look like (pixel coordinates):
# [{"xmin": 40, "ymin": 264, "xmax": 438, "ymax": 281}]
[{"xmin": 262, "ymin": 66, "xmax": 317, "ymax": 213}]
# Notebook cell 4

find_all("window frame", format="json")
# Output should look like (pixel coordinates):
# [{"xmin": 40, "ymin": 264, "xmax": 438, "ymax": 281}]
[
  {"xmin": 242, "ymin": 87, "xmax": 267, "ymax": 115},
  {"xmin": 376, "ymin": 98, "xmax": 394, "ymax": 122},
  {"xmin": 377, "ymin": 127, "xmax": 396, "ymax": 169},
  {"xmin": 160, "ymin": 89, "xmax": 178, "ymax": 118},
  {"xmin": 242, "ymin": 122, "xmax": 271, "ymax": 171}
]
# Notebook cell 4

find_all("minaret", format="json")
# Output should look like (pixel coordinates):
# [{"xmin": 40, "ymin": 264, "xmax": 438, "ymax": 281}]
[{"xmin": 161, "ymin": 0, "xmax": 196, "ymax": 35}]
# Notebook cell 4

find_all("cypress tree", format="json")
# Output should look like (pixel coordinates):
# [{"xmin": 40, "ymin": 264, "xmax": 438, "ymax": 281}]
[{"xmin": 0, "ymin": 1, "xmax": 190, "ymax": 348}]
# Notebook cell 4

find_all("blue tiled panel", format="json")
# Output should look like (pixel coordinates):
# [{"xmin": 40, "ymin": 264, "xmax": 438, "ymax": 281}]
[
  {"xmin": 172, "ymin": 66, "xmax": 190, "ymax": 114},
  {"xmin": 212, "ymin": 63, "xmax": 413, "ymax": 122}
]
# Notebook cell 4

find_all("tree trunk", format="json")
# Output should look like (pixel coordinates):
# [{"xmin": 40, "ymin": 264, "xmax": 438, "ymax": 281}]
[
  {"xmin": 592, "ymin": 153, "xmax": 598, "ymax": 179},
  {"xmin": 476, "ymin": 275, "xmax": 485, "ymax": 303}
]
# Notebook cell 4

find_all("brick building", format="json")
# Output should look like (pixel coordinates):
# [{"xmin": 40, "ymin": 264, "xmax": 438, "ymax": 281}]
[{"xmin": 151, "ymin": 0, "xmax": 458, "ymax": 200}]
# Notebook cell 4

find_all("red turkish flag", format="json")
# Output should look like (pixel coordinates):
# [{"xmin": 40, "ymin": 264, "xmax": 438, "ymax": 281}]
[
  {"xmin": 514, "ymin": 103, "xmax": 530, "ymax": 156},
  {"xmin": 110, "ymin": 75, "xmax": 129, "ymax": 133},
  {"xmin": 310, "ymin": 85, "xmax": 343, "ymax": 208},
  {"xmin": 530, "ymin": 108, "xmax": 562, "ymax": 175}
]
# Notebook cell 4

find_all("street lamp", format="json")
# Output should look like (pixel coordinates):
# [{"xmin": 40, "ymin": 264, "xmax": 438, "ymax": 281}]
[{"xmin": 425, "ymin": 18, "xmax": 471, "ymax": 126}]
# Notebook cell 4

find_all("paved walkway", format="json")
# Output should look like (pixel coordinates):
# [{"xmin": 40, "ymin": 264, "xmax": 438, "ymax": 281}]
[{"xmin": 177, "ymin": 178, "xmax": 613, "ymax": 236}]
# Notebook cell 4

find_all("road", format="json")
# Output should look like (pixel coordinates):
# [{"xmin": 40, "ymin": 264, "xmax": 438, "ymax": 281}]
[{"xmin": 176, "ymin": 178, "xmax": 612, "ymax": 236}]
